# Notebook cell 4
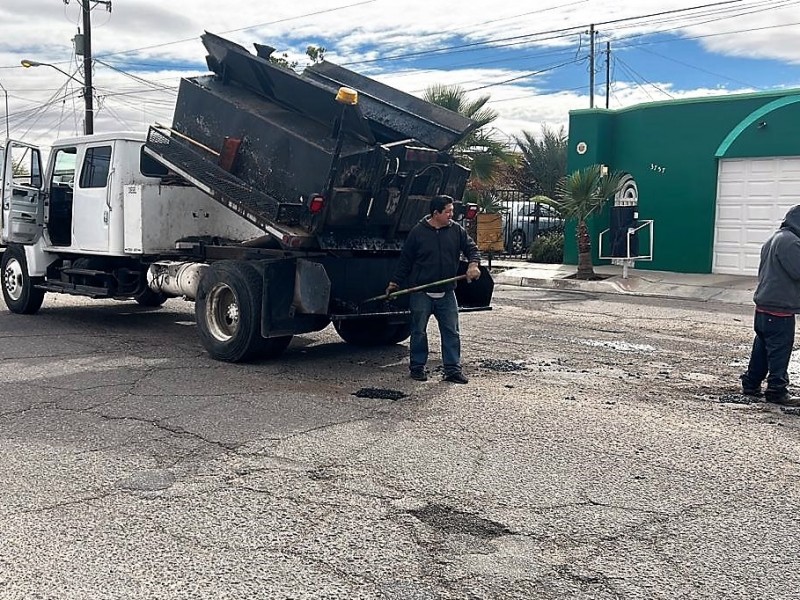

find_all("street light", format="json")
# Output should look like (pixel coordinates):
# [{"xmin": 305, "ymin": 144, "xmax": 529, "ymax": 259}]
[
  {"xmin": 0, "ymin": 80, "xmax": 8, "ymax": 140},
  {"xmin": 21, "ymin": 59, "xmax": 93, "ymax": 135}
]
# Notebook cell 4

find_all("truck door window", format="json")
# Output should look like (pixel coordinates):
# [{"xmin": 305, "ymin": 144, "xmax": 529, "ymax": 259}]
[
  {"xmin": 9, "ymin": 145, "xmax": 42, "ymax": 188},
  {"xmin": 79, "ymin": 145, "xmax": 112, "ymax": 188}
]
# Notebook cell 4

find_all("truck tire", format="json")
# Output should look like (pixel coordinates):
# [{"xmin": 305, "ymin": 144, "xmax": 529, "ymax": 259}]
[
  {"xmin": 334, "ymin": 318, "xmax": 410, "ymax": 346},
  {"xmin": 1, "ymin": 245, "xmax": 45, "ymax": 314},
  {"xmin": 195, "ymin": 261, "xmax": 266, "ymax": 362}
]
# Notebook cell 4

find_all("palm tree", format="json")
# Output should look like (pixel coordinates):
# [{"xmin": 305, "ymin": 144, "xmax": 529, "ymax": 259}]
[
  {"xmin": 554, "ymin": 164, "xmax": 624, "ymax": 280},
  {"xmin": 423, "ymin": 84, "xmax": 515, "ymax": 197},
  {"xmin": 512, "ymin": 124, "xmax": 567, "ymax": 200}
]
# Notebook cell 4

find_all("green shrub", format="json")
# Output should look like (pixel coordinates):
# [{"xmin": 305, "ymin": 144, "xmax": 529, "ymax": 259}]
[{"xmin": 528, "ymin": 231, "xmax": 564, "ymax": 264}]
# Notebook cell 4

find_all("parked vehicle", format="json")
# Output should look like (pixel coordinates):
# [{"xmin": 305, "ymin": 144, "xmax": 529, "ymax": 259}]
[
  {"xmin": 503, "ymin": 201, "xmax": 563, "ymax": 254},
  {"xmin": 0, "ymin": 33, "xmax": 493, "ymax": 362}
]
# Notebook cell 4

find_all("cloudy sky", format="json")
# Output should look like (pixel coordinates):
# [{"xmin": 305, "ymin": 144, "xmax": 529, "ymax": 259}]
[{"xmin": 1, "ymin": 0, "xmax": 799, "ymax": 148}]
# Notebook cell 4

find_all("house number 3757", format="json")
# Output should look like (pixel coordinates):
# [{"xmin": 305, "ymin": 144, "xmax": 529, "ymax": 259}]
[{"xmin": 650, "ymin": 163, "xmax": 666, "ymax": 174}]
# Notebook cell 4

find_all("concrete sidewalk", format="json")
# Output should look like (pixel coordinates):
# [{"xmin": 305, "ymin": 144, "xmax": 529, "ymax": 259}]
[{"xmin": 490, "ymin": 260, "xmax": 757, "ymax": 305}]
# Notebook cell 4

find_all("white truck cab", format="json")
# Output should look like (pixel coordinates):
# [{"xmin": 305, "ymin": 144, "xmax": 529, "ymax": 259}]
[
  {"xmin": 0, "ymin": 133, "xmax": 263, "ymax": 313},
  {"xmin": 2, "ymin": 133, "xmax": 262, "ymax": 260}
]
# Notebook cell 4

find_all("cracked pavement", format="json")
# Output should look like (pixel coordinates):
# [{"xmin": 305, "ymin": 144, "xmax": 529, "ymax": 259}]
[{"xmin": 1, "ymin": 287, "xmax": 799, "ymax": 599}]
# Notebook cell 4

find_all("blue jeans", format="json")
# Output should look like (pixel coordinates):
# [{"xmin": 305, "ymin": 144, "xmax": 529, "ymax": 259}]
[
  {"xmin": 742, "ymin": 311, "xmax": 795, "ymax": 395},
  {"xmin": 409, "ymin": 291, "xmax": 461, "ymax": 376}
]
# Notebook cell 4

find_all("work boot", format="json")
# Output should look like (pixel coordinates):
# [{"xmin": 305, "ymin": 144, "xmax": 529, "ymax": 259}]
[
  {"xmin": 410, "ymin": 368, "xmax": 428, "ymax": 382},
  {"xmin": 765, "ymin": 390, "xmax": 800, "ymax": 407},
  {"xmin": 740, "ymin": 375, "xmax": 762, "ymax": 397},
  {"xmin": 443, "ymin": 372, "xmax": 468, "ymax": 384}
]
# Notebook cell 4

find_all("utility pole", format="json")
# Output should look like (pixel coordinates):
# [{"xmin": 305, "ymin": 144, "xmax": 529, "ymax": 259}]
[
  {"xmin": 81, "ymin": 0, "xmax": 94, "ymax": 134},
  {"xmin": 76, "ymin": 0, "xmax": 111, "ymax": 135},
  {"xmin": 605, "ymin": 41, "xmax": 611, "ymax": 109},
  {"xmin": 588, "ymin": 24, "xmax": 595, "ymax": 109},
  {"xmin": 0, "ymin": 80, "xmax": 8, "ymax": 139}
]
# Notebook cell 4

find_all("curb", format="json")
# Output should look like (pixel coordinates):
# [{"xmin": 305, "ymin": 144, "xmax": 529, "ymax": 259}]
[{"xmin": 493, "ymin": 272, "xmax": 754, "ymax": 306}]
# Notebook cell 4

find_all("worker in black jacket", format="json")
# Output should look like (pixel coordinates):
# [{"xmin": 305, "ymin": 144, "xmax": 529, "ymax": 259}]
[
  {"xmin": 387, "ymin": 195, "xmax": 481, "ymax": 384},
  {"xmin": 741, "ymin": 205, "xmax": 800, "ymax": 406}
]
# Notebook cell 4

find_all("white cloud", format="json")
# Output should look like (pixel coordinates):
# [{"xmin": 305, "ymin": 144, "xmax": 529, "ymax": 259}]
[{"xmin": 0, "ymin": 0, "xmax": 798, "ymax": 147}]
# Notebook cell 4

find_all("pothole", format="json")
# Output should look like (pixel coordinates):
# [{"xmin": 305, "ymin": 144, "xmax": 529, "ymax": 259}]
[
  {"xmin": 353, "ymin": 388, "xmax": 409, "ymax": 401},
  {"xmin": 408, "ymin": 503, "xmax": 513, "ymax": 539},
  {"xmin": 307, "ymin": 466, "xmax": 336, "ymax": 481},
  {"xmin": 717, "ymin": 393, "xmax": 760, "ymax": 405},
  {"xmin": 478, "ymin": 359, "xmax": 527, "ymax": 372},
  {"xmin": 116, "ymin": 469, "xmax": 176, "ymax": 492}
]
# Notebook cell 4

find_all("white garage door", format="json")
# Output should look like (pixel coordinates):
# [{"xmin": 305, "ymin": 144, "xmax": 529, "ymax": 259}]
[{"xmin": 714, "ymin": 157, "xmax": 800, "ymax": 275}]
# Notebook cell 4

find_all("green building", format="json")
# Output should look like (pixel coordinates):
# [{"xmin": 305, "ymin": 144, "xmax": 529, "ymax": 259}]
[{"xmin": 566, "ymin": 88, "xmax": 800, "ymax": 275}]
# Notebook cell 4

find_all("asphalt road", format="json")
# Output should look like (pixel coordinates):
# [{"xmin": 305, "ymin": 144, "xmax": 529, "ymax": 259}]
[{"xmin": 0, "ymin": 286, "xmax": 798, "ymax": 599}]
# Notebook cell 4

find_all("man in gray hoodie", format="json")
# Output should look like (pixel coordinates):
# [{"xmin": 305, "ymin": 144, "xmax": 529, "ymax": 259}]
[{"xmin": 741, "ymin": 205, "xmax": 800, "ymax": 406}]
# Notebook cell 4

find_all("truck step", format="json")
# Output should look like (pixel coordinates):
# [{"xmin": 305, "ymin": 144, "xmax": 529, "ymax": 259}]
[
  {"xmin": 37, "ymin": 281, "xmax": 113, "ymax": 298},
  {"xmin": 60, "ymin": 267, "xmax": 111, "ymax": 277}
]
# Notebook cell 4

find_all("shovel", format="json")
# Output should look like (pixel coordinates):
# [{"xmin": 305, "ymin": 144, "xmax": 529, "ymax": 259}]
[{"xmin": 362, "ymin": 274, "xmax": 468, "ymax": 305}]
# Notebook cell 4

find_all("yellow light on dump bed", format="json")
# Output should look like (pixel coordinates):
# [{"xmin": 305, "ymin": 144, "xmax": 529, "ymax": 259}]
[{"xmin": 335, "ymin": 87, "xmax": 358, "ymax": 106}]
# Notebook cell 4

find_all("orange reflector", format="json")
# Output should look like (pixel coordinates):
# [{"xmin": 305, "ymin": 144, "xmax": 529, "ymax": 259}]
[{"xmin": 309, "ymin": 194, "xmax": 325, "ymax": 214}]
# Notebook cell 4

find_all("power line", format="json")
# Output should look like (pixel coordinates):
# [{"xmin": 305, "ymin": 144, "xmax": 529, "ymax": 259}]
[
  {"xmin": 465, "ymin": 57, "xmax": 586, "ymax": 92},
  {"xmin": 615, "ymin": 56, "xmax": 675, "ymax": 100},
  {"xmin": 631, "ymin": 45, "xmax": 759, "ymax": 89},
  {"xmin": 94, "ymin": 0, "xmax": 379, "ymax": 59},
  {"xmin": 340, "ymin": 0, "xmax": 751, "ymax": 67}
]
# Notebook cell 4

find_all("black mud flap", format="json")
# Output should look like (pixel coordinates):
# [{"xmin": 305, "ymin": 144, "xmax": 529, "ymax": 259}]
[
  {"xmin": 455, "ymin": 264, "xmax": 493, "ymax": 310},
  {"xmin": 257, "ymin": 258, "xmax": 332, "ymax": 337}
]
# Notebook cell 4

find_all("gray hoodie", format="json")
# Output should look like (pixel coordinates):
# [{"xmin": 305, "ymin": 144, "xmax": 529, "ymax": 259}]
[{"xmin": 753, "ymin": 205, "xmax": 800, "ymax": 313}]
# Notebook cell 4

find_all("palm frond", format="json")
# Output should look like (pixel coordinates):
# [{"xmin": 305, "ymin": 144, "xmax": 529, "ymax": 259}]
[
  {"xmin": 555, "ymin": 164, "xmax": 624, "ymax": 220},
  {"xmin": 423, "ymin": 83, "xmax": 511, "ymax": 187}
]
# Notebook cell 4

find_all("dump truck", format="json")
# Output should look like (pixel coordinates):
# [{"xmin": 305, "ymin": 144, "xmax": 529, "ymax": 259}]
[{"xmin": 0, "ymin": 32, "xmax": 493, "ymax": 362}]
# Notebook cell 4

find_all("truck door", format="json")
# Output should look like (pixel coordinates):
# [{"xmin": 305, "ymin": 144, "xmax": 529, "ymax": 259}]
[
  {"xmin": 1, "ymin": 140, "xmax": 44, "ymax": 245},
  {"xmin": 72, "ymin": 142, "xmax": 113, "ymax": 252}
]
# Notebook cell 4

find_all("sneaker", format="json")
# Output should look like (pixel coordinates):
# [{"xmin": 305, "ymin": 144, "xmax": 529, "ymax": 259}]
[
  {"xmin": 443, "ymin": 372, "xmax": 468, "ymax": 384},
  {"xmin": 766, "ymin": 391, "xmax": 800, "ymax": 407},
  {"xmin": 410, "ymin": 369, "xmax": 428, "ymax": 382},
  {"xmin": 742, "ymin": 387, "xmax": 763, "ymax": 398}
]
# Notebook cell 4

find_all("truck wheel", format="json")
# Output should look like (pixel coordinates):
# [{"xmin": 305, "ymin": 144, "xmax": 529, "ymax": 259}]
[
  {"xmin": 134, "ymin": 287, "xmax": 168, "ymax": 307},
  {"xmin": 384, "ymin": 324, "xmax": 411, "ymax": 345},
  {"xmin": 334, "ymin": 318, "xmax": 410, "ymax": 346},
  {"xmin": 195, "ymin": 261, "xmax": 265, "ymax": 362},
  {"xmin": 1, "ymin": 245, "xmax": 45, "ymax": 314}
]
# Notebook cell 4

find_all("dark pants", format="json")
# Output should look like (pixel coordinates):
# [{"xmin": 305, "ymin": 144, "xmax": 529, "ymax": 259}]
[
  {"xmin": 742, "ymin": 311, "xmax": 795, "ymax": 396},
  {"xmin": 409, "ymin": 291, "xmax": 461, "ymax": 376}
]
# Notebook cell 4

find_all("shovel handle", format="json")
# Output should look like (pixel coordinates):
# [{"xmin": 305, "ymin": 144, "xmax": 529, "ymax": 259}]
[{"xmin": 364, "ymin": 274, "xmax": 468, "ymax": 304}]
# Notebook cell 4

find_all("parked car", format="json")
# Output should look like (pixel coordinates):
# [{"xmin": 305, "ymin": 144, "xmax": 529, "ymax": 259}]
[{"xmin": 503, "ymin": 201, "xmax": 563, "ymax": 254}]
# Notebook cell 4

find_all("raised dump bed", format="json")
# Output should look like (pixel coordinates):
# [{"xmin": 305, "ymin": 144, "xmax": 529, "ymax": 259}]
[{"xmin": 144, "ymin": 32, "xmax": 477, "ymax": 252}]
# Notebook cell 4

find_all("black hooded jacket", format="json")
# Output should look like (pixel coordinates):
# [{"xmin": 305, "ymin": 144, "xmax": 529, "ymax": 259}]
[
  {"xmin": 753, "ymin": 205, "xmax": 800, "ymax": 313},
  {"xmin": 392, "ymin": 217, "xmax": 480, "ymax": 292}
]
